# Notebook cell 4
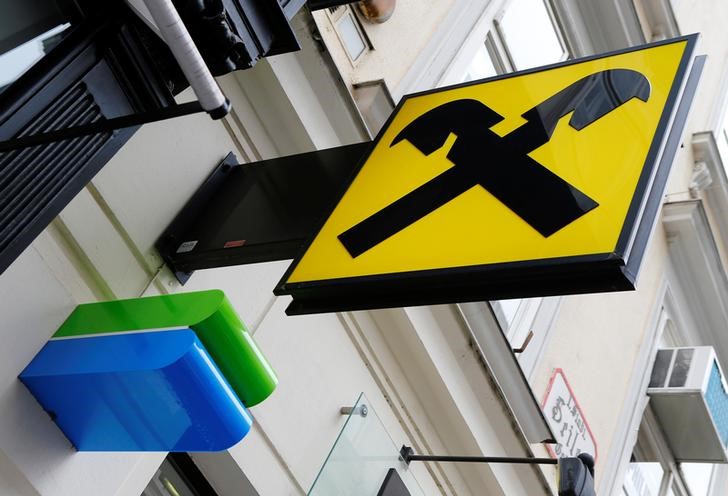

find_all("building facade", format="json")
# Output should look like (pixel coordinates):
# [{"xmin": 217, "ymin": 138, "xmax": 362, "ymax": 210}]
[{"xmin": 1, "ymin": 1, "xmax": 728, "ymax": 495}]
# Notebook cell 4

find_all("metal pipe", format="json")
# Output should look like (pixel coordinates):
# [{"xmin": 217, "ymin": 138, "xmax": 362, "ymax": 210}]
[
  {"xmin": 405, "ymin": 454, "xmax": 558, "ymax": 465},
  {"xmin": 0, "ymin": 102, "xmax": 204, "ymax": 152},
  {"xmin": 400, "ymin": 446, "xmax": 558, "ymax": 466},
  {"xmin": 140, "ymin": 0, "xmax": 230, "ymax": 118}
]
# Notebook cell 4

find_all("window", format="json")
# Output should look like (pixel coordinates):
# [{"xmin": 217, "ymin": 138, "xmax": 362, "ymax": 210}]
[
  {"xmin": 622, "ymin": 407, "xmax": 691, "ymax": 496},
  {"xmin": 461, "ymin": 0, "xmax": 567, "ymax": 82},
  {"xmin": 492, "ymin": 298, "xmax": 539, "ymax": 345},
  {"xmin": 338, "ymin": 13, "xmax": 367, "ymax": 60},
  {"xmin": 489, "ymin": 297, "xmax": 562, "ymax": 379},
  {"xmin": 328, "ymin": 6, "xmax": 371, "ymax": 63},
  {"xmin": 495, "ymin": 0, "xmax": 566, "ymax": 71},
  {"xmin": 681, "ymin": 464, "xmax": 714, "ymax": 496},
  {"xmin": 463, "ymin": 42, "xmax": 497, "ymax": 82}
]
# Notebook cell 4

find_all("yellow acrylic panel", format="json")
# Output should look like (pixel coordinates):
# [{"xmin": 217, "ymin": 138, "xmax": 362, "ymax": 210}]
[{"xmin": 286, "ymin": 39, "xmax": 689, "ymax": 284}]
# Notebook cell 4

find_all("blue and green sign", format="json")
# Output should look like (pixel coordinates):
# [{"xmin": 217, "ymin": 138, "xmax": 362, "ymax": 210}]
[{"xmin": 20, "ymin": 290, "xmax": 277, "ymax": 451}]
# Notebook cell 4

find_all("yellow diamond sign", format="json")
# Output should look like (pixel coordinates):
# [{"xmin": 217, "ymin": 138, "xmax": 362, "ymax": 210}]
[{"xmin": 276, "ymin": 36, "xmax": 701, "ymax": 315}]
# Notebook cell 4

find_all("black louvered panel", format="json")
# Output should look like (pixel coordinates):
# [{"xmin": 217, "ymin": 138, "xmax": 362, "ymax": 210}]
[
  {"xmin": 0, "ymin": 19, "xmax": 174, "ymax": 276},
  {"xmin": 0, "ymin": 81, "xmax": 110, "ymax": 257}
]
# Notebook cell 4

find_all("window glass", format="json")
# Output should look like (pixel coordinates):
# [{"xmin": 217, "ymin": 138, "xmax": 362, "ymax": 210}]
[
  {"xmin": 623, "ymin": 463, "xmax": 663, "ymax": 496},
  {"xmin": 498, "ymin": 0, "xmax": 565, "ymax": 70},
  {"xmin": 0, "ymin": 1, "xmax": 74, "ymax": 92},
  {"xmin": 463, "ymin": 43, "xmax": 497, "ymax": 82},
  {"xmin": 493, "ymin": 299, "xmax": 521, "ymax": 330},
  {"xmin": 680, "ymin": 463, "xmax": 712, "ymax": 496},
  {"xmin": 338, "ymin": 13, "xmax": 366, "ymax": 61}
]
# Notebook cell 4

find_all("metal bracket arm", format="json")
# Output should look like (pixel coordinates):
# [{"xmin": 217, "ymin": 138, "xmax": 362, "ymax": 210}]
[
  {"xmin": 0, "ymin": 101, "xmax": 208, "ymax": 153},
  {"xmin": 399, "ymin": 445, "xmax": 558, "ymax": 466}
]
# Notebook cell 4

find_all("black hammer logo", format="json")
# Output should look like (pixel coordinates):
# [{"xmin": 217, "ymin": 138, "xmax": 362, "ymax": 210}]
[{"xmin": 338, "ymin": 69, "xmax": 651, "ymax": 258}]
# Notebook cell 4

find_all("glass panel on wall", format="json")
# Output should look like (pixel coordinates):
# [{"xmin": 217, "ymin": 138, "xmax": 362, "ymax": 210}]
[
  {"xmin": 308, "ymin": 393, "xmax": 423, "ymax": 496},
  {"xmin": 497, "ymin": 0, "xmax": 565, "ymax": 70},
  {"xmin": 0, "ymin": 0, "xmax": 75, "ymax": 91}
]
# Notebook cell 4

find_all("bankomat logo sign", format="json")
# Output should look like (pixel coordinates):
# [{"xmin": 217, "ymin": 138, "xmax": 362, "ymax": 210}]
[
  {"xmin": 276, "ymin": 35, "xmax": 700, "ymax": 315},
  {"xmin": 20, "ymin": 290, "xmax": 276, "ymax": 451}
]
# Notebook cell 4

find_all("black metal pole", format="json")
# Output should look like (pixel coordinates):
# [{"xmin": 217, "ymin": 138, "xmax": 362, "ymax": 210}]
[
  {"xmin": 0, "ymin": 101, "xmax": 205, "ymax": 153},
  {"xmin": 406, "ymin": 454, "xmax": 558, "ymax": 464},
  {"xmin": 400, "ymin": 446, "xmax": 558, "ymax": 466}
]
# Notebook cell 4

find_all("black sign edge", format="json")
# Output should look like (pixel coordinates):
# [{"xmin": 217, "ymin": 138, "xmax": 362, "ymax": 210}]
[
  {"xmin": 281, "ymin": 254, "xmax": 631, "ymax": 315},
  {"xmin": 613, "ymin": 33, "xmax": 699, "ymax": 258},
  {"xmin": 622, "ymin": 53, "xmax": 705, "ymax": 283}
]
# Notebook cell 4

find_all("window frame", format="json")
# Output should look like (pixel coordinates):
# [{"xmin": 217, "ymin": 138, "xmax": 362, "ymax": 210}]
[
  {"xmin": 491, "ymin": 0, "xmax": 569, "ymax": 73},
  {"xmin": 327, "ymin": 5, "xmax": 372, "ymax": 65}
]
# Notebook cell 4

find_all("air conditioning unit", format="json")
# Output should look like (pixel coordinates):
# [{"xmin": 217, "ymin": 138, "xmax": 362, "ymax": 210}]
[{"xmin": 647, "ymin": 346, "xmax": 728, "ymax": 462}]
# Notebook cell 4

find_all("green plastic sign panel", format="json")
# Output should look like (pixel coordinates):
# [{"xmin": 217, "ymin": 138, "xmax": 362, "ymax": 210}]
[{"xmin": 20, "ymin": 290, "xmax": 277, "ymax": 451}]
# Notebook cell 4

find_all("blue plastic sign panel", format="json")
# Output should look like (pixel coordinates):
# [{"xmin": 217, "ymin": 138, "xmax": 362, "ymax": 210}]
[{"xmin": 20, "ymin": 329, "xmax": 253, "ymax": 451}]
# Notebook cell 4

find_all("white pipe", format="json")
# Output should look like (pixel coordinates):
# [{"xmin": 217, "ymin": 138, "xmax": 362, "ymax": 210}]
[{"xmin": 140, "ymin": 0, "xmax": 229, "ymax": 118}]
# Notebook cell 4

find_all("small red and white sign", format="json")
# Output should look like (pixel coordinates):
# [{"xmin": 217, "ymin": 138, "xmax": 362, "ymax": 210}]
[{"xmin": 542, "ymin": 368, "xmax": 597, "ymax": 460}]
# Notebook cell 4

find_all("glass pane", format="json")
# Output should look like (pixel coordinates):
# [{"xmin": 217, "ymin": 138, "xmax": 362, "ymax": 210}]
[
  {"xmin": 492, "ymin": 299, "xmax": 521, "ymax": 330},
  {"xmin": 649, "ymin": 349, "xmax": 673, "ymax": 388},
  {"xmin": 0, "ymin": 1, "xmax": 73, "ymax": 91},
  {"xmin": 681, "ymin": 464, "xmax": 714, "ymax": 496},
  {"xmin": 498, "ymin": 0, "xmax": 564, "ymax": 70},
  {"xmin": 668, "ymin": 348, "xmax": 693, "ymax": 387},
  {"xmin": 338, "ymin": 14, "xmax": 366, "ymax": 60},
  {"xmin": 623, "ymin": 463, "xmax": 663, "ymax": 496},
  {"xmin": 463, "ymin": 43, "xmax": 497, "ymax": 82},
  {"xmin": 308, "ymin": 393, "xmax": 423, "ymax": 496}
]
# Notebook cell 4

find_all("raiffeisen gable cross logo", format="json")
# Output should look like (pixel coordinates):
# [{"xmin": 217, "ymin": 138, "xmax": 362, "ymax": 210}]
[
  {"xmin": 338, "ymin": 69, "xmax": 650, "ymax": 256},
  {"xmin": 277, "ymin": 35, "xmax": 701, "ymax": 315}
]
